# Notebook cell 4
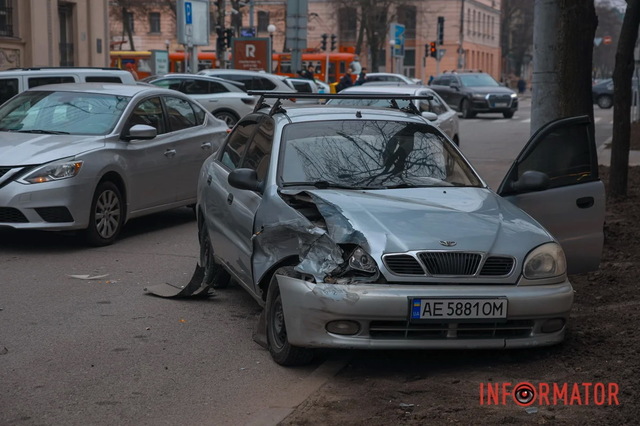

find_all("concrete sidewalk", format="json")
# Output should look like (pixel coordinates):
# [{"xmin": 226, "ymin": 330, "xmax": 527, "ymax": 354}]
[{"xmin": 598, "ymin": 137, "xmax": 640, "ymax": 166}]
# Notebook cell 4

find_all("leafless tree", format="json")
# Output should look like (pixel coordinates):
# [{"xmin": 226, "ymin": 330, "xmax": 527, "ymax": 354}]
[
  {"xmin": 109, "ymin": 0, "xmax": 176, "ymax": 51},
  {"xmin": 593, "ymin": 4, "xmax": 624, "ymax": 79},
  {"xmin": 609, "ymin": 0, "xmax": 640, "ymax": 198},
  {"xmin": 500, "ymin": 0, "xmax": 534, "ymax": 78}
]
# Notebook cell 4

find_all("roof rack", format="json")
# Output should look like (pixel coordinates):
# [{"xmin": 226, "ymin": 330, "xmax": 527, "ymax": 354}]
[{"xmin": 248, "ymin": 91, "xmax": 433, "ymax": 116}]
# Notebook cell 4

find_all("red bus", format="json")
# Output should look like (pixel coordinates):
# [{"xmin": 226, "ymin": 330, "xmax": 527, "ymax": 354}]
[{"xmin": 271, "ymin": 52, "xmax": 357, "ymax": 83}]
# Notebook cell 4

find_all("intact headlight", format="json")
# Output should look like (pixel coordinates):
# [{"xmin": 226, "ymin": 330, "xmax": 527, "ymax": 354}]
[
  {"xmin": 19, "ymin": 158, "xmax": 83, "ymax": 184},
  {"xmin": 523, "ymin": 242, "xmax": 566, "ymax": 279},
  {"xmin": 510, "ymin": 93, "xmax": 518, "ymax": 98}
]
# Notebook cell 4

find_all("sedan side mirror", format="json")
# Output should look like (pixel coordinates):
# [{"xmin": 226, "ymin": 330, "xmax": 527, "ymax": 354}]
[
  {"xmin": 510, "ymin": 170, "xmax": 551, "ymax": 193},
  {"xmin": 124, "ymin": 124, "xmax": 157, "ymax": 141},
  {"xmin": 228, "ymin": 168, "xmax": 261, "ymax": 192},
  {"xmin": 421, "ymin": 112, "xmax": 438, "ymax": 121},
  {"xmin": 450, "ymin": 84, "xmax": 460, "ymax": 91}
]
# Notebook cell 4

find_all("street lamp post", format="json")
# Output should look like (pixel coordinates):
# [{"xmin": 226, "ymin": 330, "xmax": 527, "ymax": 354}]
[
  {"xmin": 389, "ymin": 39, "xmax": 396, "ymax": 73},
  {"xmin": 267, "ymin": 24, "xmax": 276, "ymax": 73}
]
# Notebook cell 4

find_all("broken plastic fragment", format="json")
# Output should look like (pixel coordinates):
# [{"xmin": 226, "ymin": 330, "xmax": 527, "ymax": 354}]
[{"xmin": 69, "ymin": 274, "xmax": 110, "ymax": 280}]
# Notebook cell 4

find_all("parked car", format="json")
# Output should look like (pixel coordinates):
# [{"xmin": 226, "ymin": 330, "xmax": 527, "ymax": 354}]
[
  {"xmin": 364, "ymin": 72, "xmax": 422, "ymax": 85},
  {"xmin": 0, "ymin": 83, "xmax": 228, "ymax": 245},
  {"xmin": 592, "ymin": 79, "xmax": 614, "ymax": 109},
  {"xmin": 430, "ymin": 72, "xmax": 518, "ymax": 118},
  {"xmin": 160, "ymin": 92, "xmax": 604, "ymax": 366},
  {"xmin": 325, "ymin": 84, "xmax": 460, "ymax": 145},
  {"xmin": 277, "ymin": 76, "xmax": 321, "ymax": 104},
  {"xmin": 0, "ymin": 67, "xmax": 137, "ymax": 105},
  {"xmin": 146, "ymin": 74, "xmax": 256, "ymax": 126}
]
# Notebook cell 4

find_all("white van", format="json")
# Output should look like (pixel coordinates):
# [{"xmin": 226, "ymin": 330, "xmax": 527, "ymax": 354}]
[{"xmin": 0, "ymin": 67, "xmax": 137, "ymax": 105}]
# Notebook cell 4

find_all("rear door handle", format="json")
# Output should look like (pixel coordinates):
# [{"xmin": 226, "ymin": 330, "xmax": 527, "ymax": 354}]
[
  {"xmin": 164, "ymin": 149, "xmax": 176, "ymax": 158},
  {"xmin": 227, "ymin": 193, "xmax": 234, "ymax": 205},
  {"xmin": 576, "ymin": 196, "xmax": 594, "ymax": 209}
]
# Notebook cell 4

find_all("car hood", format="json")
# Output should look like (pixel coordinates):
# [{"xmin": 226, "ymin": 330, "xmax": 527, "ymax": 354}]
[
  {"xmin": 466, "ymin": 86, "xmax": 514, "ymax": 95},
  {"xmin": 303, "ymin": 187, "xmax": 552, "ymax": 257},
  {"xmin": 0, "ymin": 132, "xmax": 105, "ymax": 166}
]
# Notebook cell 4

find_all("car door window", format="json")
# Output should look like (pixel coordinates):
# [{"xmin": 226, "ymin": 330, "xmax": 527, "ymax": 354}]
[
  {"xmin": 183, "ymin": 79, "xmax": 209, "ymax": 95},
  {"xmin": 219, "ymin": 120, "xmax": 259, "ymax": 170},
  {"xmin": 152, "ymin": 79, "xmax": 182, "ymax": 91},
  {"xmin": 85, "ymin": 76, "xmax": 124, "ymax": 83},
  {"xmin": 258, "ymin": 77, "xmax": 276, "ymax": 90},
  {"xmin": 127, "ymin": 97, "xmax": 166, "ymax": 134},
  {"xmin": 164, "ymin": 96, "xmax": 197, "ymax": 131},
  {"xmin": 208, "ymin": 82, "xmax": 228, "ymax": 93},
  {"xmin": 241, "ymin": 118, "xmax": 274, "ymax": 182},
  {"xmin": 191, "ymin": 100, "xmax": 206, "ymax": 125},
  {"xmin": 0, "ymin": 78, "xmax": 19, "ymax": 104},
  {"xmin": 435, "ymin": 76, "xmax": 450, "ymax": 86}
]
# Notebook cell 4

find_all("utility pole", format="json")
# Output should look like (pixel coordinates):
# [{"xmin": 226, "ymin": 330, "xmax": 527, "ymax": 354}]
[{"xmin": 216, "ymin": 0, "xmax": 227, "ymax": 69}]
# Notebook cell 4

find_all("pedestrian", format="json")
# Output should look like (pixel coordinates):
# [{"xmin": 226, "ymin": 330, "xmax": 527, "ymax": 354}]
[
  {"xmin": 302, "ymin": 64, "xmax": 315, "ymax": 80},
  {"xmin": 336, "ymin": 68, "xmax": 353, "ymax": 92},
  {"xmin": 517, "ymin": 78, "xmax": 526, "ymax": 94},
  {"xmin": 355, "ymin": 67, "xmax": 367, "ymax": 86},
  {"xmin": 428, "ymin": 75, "xmax": 434, "ymax": 85},
  {"xmin": 125, "ymin": 62, "xmax": 139, "ymax": 80}
]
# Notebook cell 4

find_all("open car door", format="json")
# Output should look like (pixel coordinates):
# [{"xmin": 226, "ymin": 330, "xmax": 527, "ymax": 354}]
[{"xmin": 497, "ymin": 116, "xmax": 605, "ymax": 274}]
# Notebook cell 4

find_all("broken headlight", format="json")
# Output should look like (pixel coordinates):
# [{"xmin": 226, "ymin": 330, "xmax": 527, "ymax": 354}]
[{"xmin": 328, "ymin": 246, "xmax": 380, "ymax": 283}]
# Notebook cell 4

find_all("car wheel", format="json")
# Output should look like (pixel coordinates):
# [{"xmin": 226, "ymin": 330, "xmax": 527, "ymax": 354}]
[
  {"xmin": 214, "ymin": 111, "xmax": 239, "ymax": 127},
  {"xmin": 266, "ymin": 267, "xmax": 314, "ymax": 366},
  {"xmin": 503, "ymin": 110, "xmax": 515, "ymax": 119},
  {"xmin": 597, "ymin": 95, "xmax": 613, "ymax": 109},
  {"xmin": 199, "ymin": 221, "xmax": 231, "ymax": 289},
  {"xmin": 461, "ymin": 99, "xmax": 476, "ymax": 118},
  {"xmin": 85, "ymin": 181, "xmax": 124, "ymax": 246}
]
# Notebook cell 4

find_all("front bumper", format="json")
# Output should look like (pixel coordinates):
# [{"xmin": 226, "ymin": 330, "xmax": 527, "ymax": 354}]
[
  {"xmin": 470, "ymin": 96, "xmax": 518, "ymax": 113},
  {"xmin": 277, "ymin": 277, "xmax": 573, "ymax": 350},
  {"xmin": 0, "ymin": 177, "xmax": 93, "ymax": 231}
]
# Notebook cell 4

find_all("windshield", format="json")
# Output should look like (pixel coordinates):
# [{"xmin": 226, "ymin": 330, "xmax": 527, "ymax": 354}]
[
  {"xmin": 459, "ymin": 74, "xmax": 500, "ymax": 87},
  {"xmin": 279, "ymin": 120, "xmax": 482, "ymax": 189},
  {"xmin": 0, "ymin": 91, "xmax": 130, "ymax": 135}
]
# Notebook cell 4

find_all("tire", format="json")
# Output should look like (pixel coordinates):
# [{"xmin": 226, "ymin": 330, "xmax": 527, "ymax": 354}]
[
  {"xmin": 266, "ymin": 267, "xmax": 314, "ymax": 366},
  {"xmin": 84, "ymin": 181, "xmax": 124, "ymax": 246},
  {"xmin": 597, "ymin": 95, "xmax": 613, "ymax": 109},
  {"xmin": 199, "ymin": 222, "xmax": 231, "ymax": 289},
  {"xmin": 460, "ymin": 99, "xmax": 476, "ymax": 118},
  {"xmin": 503, "ymin": 110, "xmax": 515, "ymax": 119},
  {"xmin": 214, "ymin": 110, "xmax": 239, "ymax": 127}
]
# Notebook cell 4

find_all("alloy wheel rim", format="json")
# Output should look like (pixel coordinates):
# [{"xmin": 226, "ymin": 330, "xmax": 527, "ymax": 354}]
[{"xmin": 95, "ymin": 189, "xmax": 121, "ymax": 239}]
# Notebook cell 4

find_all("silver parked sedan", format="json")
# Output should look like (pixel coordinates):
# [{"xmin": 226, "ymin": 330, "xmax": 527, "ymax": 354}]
[
  {"xmin": 0, "ymin": 83, "xmax": 228, "ymax": 245},
  {"xmin": 154, "ymin": 93, "xmax": 604, "ymax": 366},
  {"xmin": 326, "ymin": 84, "xmax": 460, "ymax": 145}
]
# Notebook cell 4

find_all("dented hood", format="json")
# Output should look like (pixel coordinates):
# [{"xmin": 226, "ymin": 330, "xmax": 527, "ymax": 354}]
[{"xmin": 303, "ymin": 187, "xmax": 552, "ymax": 255}]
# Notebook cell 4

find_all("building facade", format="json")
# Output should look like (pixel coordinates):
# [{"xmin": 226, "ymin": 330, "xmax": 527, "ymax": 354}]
[
  {"xmin": 0, "ymin": 0, "xmax": 110, "ymax": 70},
  {"xmin": 108, "ymin": 0, "xmax": 502, "ymax": 82}
]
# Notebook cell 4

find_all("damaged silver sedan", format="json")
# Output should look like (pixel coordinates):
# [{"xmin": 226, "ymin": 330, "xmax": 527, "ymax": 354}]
[{"xmin": 163, "ymin": 93, "xmax": 604, "ymax": 365}]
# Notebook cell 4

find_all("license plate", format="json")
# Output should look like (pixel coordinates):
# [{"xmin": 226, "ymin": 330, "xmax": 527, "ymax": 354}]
[
  {"xmin": 410, "ymin": 298, "xmax": 507, "ymax": 320},
  {"xmin": 493, "ymin": 102, "xmax": 508, "ymax": 107}
]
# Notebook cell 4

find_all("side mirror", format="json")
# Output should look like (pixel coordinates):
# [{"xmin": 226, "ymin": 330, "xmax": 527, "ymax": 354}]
[
  {"xmin": 510, "ymin": 170, "xmax": 551, "ymax": 193},
  {"xmin": 124, "ymin": 124, "xmax": 157, "ymax": 141},
  {"xmin": 450, "ymin": 84, "xmax": 460, "ymax": 91},
  {"xmin": 421, "ymin": 112, "xmax": 438, "ymax": 121},
  {"xmin": 228, "ymin": 168, "xmax": 261, "ymax": 192}
]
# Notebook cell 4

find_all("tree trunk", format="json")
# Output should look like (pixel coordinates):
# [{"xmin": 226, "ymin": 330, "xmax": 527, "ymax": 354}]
[
  {"xmin": 531, "ymin": 0, "xmax": 597, "ymax": 135},
  {"xmin": 609, "ymin": 0, "xmax": 640, "ymax": 199}
]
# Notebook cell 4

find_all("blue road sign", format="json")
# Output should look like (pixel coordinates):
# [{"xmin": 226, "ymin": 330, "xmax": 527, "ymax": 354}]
[
  {"xmin": 391, "ymin": 23, "xmax": 405, "ymax": 58},
  {"xmin": 185, "ymin": 2, "xmax": 192, "ymax": 24}
]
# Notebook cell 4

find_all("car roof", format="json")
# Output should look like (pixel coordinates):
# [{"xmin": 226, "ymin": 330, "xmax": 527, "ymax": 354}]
[
  {"xmin": 199, "ymin": 69, "xmax": 271, "ymax": 76},
  {"xmin": 147, "ymin": 73, "xmax": 246, "ymax": 90},
  {"xmin": 340, "ymin": 84, "xmax": 435, "ymax": 95},
  {"xmin": 24, "ymin": 82, "xmax": 183, "ymax": 97},
  {"xmin": 259, "ymin": 104, "xmax": 431, "ymax": 125}
]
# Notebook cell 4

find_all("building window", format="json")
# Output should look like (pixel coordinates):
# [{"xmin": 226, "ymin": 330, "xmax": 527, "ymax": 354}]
[
  {"xmin": 338, "ymin": 8, "xmax": 357, "ymax": 41},
  {"xmin": 397, "ymin": 6, "xmax": 416, "ymax": 39},
  {"xmin": 149, "ymin": 12, "xmax": 161, "ymax": 33},
  {"xmin": 0, "ymin": 0, "xmax": 13, "ymax": 37},
  {"xmin": 125, "ymin": 11, "xmax": 135, "ymax": 34},
  {"xmin": 59, "ymin": 3, "xmax": 74, "ymax": 66},
  {"xmin": 257, "ymin": 11, "xmax": 269, "ymax": 33}
]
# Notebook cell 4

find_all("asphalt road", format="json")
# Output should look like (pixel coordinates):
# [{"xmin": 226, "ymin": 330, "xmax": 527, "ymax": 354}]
[{"xmin": 0, "ymin": 100, "xmax": 614, "ymax": 426}]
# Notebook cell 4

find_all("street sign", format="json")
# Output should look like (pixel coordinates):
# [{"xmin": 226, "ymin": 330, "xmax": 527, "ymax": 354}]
[
  {"xmin": 232, "ymin": 38, "xmax": 271, "ymax": 72},
  {"xmin": 176, "ymin": 0, "xmax": 209, "ymax": 46},
  {"xmin": 185, "ymin": 2, "xmax": 192, "ymax": 24},
  {"xmin": 594, "ymin": 37, "xmax": 603, "ymax": 47},
  {"xmin": 390, "ymin": 23, "xmax": 405, "ymax": 58}
]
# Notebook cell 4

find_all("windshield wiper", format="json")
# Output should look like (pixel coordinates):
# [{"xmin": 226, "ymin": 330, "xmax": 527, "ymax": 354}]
[
  {"xmin": 17, "ymin": 129, "xmax": 70, "ymax": 135},
  {"xmin": 282, "ymin": 180, "xmax": 365, "ymax": 190}
]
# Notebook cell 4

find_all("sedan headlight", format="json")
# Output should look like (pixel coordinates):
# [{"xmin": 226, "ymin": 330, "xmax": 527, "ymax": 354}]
[
  {"xmin": 348, "ymin": 247, "xmax": 378, "ymax": 274},
  {"xmin": 510, "ymin": 93, "xmax": 518, "ymax": 98},
  {"xmin": 523, "ymin": 242, "xmax": 566, "ymax": 279},
  {"xmin": 329, "ymin": 246, "xmax": 379, "ymax": 283},
  {"xmin": 19, "ymin": 159, "xmax": 83, "ymax": 184}
]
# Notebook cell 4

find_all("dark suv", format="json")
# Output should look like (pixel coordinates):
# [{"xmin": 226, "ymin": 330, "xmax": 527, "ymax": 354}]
[{"xmin": 430, "ymin": 72, "xmax": 518, "ymax": 118}]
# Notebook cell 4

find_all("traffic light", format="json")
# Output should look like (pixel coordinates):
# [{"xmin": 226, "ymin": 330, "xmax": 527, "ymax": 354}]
[
  {"xmin": 216, "ymin": 27, "xmax": 225, "ymax": 50},
  {"xmin": 320, "ymin": 34, "xmax": 328, "ymax": 51},
  {"xmin": 330, "ymin": 34, "xmax": 337, "ymax": 51},
  {"xmin": 429, "ymin": 41, "xmax": 437, "ymax": 58},
  {"xmin": 224, "ymin": 29, "xmax": 233, "ymax": 50},
  {"xmin": 437, "ymin": 16, "xmax": 445, "ymax": 45}
]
